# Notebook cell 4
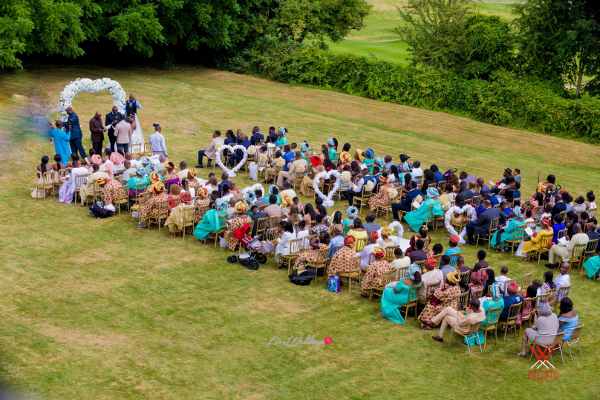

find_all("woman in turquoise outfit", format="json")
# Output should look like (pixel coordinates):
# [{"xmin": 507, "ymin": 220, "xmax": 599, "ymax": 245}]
[
  {"xmin": 465, "ymin": 282, "xmax": 504, "ymax": 345},
  {"xmin": 363, "ymin": 148, "xmax": 374, "ymax": 171},
  {"xmin": 49, "ymin": 121, "xmax": 71, "ymax": 163},
  {"xmin": 343, "ymin": 206, "xmax": 358, "ymax": 231},
  {"xmin": 275, "ymin": 127, "xmax": 287, "ymax": 146},
  {"xmin": 491, "ymin": 206, "xmax": 525, "ymax": 250},
  {"xmin": 379, "ymin": 264, "xmax": 422, "ymax": 323},
  {"xmin": 262, "ymin": 184, "xmax": 282, "ymax": 204},
  {"xmin": 327, "ymin": 138, "xmax": 338, "ymax": 161},
  {"xmin": 404, "ymin": 187, "xmax": 444, "ymax": 232},
  {"xmin": 194, "ymin": 198, "xmax": 228, "ymax": 241},
  {"xmin": 584, "ymin": 255, "xmax": 600, "ymax": 279}
]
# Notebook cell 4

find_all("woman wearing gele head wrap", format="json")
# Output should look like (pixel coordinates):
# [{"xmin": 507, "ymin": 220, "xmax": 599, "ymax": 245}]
[
  {"xmin": 418, "ymin": 270, "xmax": 461, "ymax": 330},
  {"xmin": 360, "ymin": 246, "xmax": 390, "ymax": 297},
  {"xmin": 404, "ymin": 186, "xmax": 444, "ymax": 233},
  {"xmin": 223, "ymin": 202, "xmax": 253, "ymax": 251},
  {"xmin": 194, "ymin": 198, "xmax": 229, "ymax": 243},
  {"xmin": 98, "ymin": 175, "xmax": 122, "ymax": 206},
  {"xmin": 326, "ymin": 236, "xmax": 357, "ymax": 276},
  {"xmin": 139, "ymin": 181, "xmax": 167, "ymax": 228},
  {"xmin": 379, "ymin": 263, "xmax": 422, "ymax": 323},
  {"xmin": 343, "ymin": 206, "xmax": 359, "ymax": 231},
  {"xmin": 300, "ymin": 155, "xmax": 324, "ymax": 196},
  {"xmin": 195, "ymin": 187, "xmax": 210, "ymax": 208}
]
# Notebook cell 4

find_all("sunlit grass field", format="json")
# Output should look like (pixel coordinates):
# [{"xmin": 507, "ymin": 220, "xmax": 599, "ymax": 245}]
[
  {"xmin": 325, "ymin": 0, "xmax": 515, "ymax": 64},
  {"xmin": 1, "ymin": 65, "xmax": 599, "ymax": 399}
]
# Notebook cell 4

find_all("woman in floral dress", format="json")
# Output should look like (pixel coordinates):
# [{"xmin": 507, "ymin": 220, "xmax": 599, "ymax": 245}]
[
  {"xmin": 328, "ymin": 236, "xmax": 358, "ymax": 275},
  {"xmin": 140, "ymin": 181, "xmax": 168, "ymax": 228},
  {"xmin": 224, "ymin": 202, "xmax": 253, "ymax": 251},
  {"xmin": 418, "ymin": 270, "xmax": 461, "ymax": 330},
  {"xmin": 360, "ymin": 246, "xmax": 390, "ymax": 297},
  {"xmin": 187, "ymin": 168, "xmax": 200, "ymax": 189},
  {"xmin": 293, "ymin": 232, "xmax": 331, "ymax": 271},
  {"xmin": 99, "ymin": 177, "xmax": 122, "ymax": 206},
  {"xmin": 369, "ymin": 175, "xmax": 397, "ymax": 212}
]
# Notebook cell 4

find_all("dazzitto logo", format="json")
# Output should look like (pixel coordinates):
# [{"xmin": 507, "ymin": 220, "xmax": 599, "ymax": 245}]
[
  {"xmin": 267, "ymin": 335, "xmax": 332, "ymax": 350},
  {"xmin": 528, "ymin": 345, "xmax": 559, "ymax": 381}
]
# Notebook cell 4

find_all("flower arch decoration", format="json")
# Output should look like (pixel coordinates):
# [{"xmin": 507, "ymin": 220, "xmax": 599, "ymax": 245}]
[{"xmin": 59, "ymin": 78, "xmax": 126, "ymax": 121}]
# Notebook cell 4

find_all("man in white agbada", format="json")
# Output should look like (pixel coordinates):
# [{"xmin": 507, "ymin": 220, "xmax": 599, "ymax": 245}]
[
  {"xmin": 546, "ymin": 223, "xmax": 589, "ymax": 268},
  {"xmin": 121, "ymin": 160, "xmax": 137, "ymax": 182},
  {"xmin": 58, "ymin": 159, "xmax": 90, "ymax": 204}
]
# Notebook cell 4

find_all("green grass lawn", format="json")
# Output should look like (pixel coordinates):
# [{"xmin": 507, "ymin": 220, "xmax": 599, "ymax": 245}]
[
  {"xmin": 1, "ymin": 65, "xmax": 599, "ymax": 399},
  {"xmin": 325, "ymin": 0, "xmax": 515, "ymax": 64}
]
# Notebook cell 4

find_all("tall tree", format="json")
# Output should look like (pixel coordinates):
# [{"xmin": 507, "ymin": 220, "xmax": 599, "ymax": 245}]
[
  {"xmin": 513, "ymin": 0, "xmax": 600, "ymax": 97},
  {"xmin": 395, "ymin": 0, "xmax": 474, "ymax": 70}
]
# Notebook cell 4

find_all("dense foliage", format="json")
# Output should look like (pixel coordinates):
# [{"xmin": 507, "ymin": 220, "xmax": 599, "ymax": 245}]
[
  {"xmin": 0, "ymin": 0, "xmax": 370, "ymax": 68},
  {"xmin": 228, "ymin": 38, "xmax": 600, "ymax": 143}
]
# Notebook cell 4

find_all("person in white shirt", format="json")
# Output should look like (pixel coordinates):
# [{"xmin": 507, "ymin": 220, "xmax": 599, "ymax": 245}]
[
  {"xmin": 58, "ymin": 159, "xmax": 89, "ymax": 204},
  {"xmin": 149, "ymin": 124, "xmax": 168, "ymax": 158},
  {"xmin": 275, "ymin": 221, "xmax": 297, "ymax": 262},
  {"xmin": 419, "ymin": 257, "xmax": 444, "ymax": 301},
  {"xmin": 156, "ymin": 155, "xmax": 166, "ymax": 171},
  {"xmin": 280, "ymin": 180, "xmax": 297, "ymax": 201},
  {"xmin": 554, "ymin": 262, "xmax": 571, "ymax": 302},
  {"xmin": 124, "ymin": 152, "xmax": 141, "ymax": 168},
  {"xmin": 360, "ymin": 231, "xmax": 379, "ymax": 270},
  {"xmin": 121, "ymin": 160, "xmax": 137, "ymax": 182},
  {"xmin": 411, "ymin": 160, "xmax": 423, "ymax": 181},
  {"xmin": 177, "ymin": 161, "xmax": 189, "ymax": 181},
  {"xmin": 495, "ymin": 266, "xmax": 510, "ymax": 294}
]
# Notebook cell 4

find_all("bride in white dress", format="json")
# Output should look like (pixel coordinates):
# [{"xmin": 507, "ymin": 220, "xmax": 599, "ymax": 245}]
[{"xmin": 129, "ymin": 113, "xmax": 145, "ymax": 148}]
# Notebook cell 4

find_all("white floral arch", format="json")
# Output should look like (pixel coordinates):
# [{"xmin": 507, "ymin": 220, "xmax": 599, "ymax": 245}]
[{"xmin": 59, "ymin": 78, "xmax": 126, "ymax": 121}]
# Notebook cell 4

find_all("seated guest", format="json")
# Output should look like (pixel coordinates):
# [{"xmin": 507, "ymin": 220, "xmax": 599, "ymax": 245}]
[
  {"xmin": 369, "ymin": 173, "xmax": 396, "ymax": 212},
  {"xmin": 495, "ymin": 266, "xmax": 510, "ymax": 293},
  {"xmin": 250, "ymin": 126, "xmax": 263, "ymax": 144},
  {"xmin": 378, "ymin": 225, "xmax": 396, "ymax": 248},
  {"xmin": 300, "ymin": 156, "xmax": 324, "ymax": 196},
  {"xmin": 194, "ymin": 187, "xmax": 210, "ymax": 208},
  {"xmin": 492, "ymin": 207, "xmax": 525, "ymax": 251},
  {"xmin": 223, "ymin": 202, "xmax": 253, "ymax": 251},
  {"xmin": 406, "ymin": 226, "xmax": 432, "ymax": 256},
  {"xmin": 98, "ymin": 176, "xmax": 122, "ymax": 206},
  {"xmin": 122, "ymin": 160, "xmax": 137, "ymax": 182},
  {"xmin": 500, "ymin": 282, "xmax": 522, "ymax": 321},
  {"xmin": 312, "ymin": 213, "xmax": 328, "ymax": 237},
  {"xmin": 292, "ymin": 232, "xmax": 330, "ymax": 272},
  {"xmin": 474, "ymin": 250, "xmax": 489, "ymax": 269},
  {"xmin": 328, "ymin": 224, "xmax": 345, "ymax": 258},
  {"xmin": 458, "ymin": 181, "xmax": 473, "ymax": 200},
  {"xmin": 439, "ymin": 255, "xmax": 455, "ymax": 280},
  {"xmin": 430, "ymin": 298, "xmax": 485, "ymax": 343},
  {"xmin": 551, "ymin": 194, "xmax": 567, "ymax": 218},
  {"xmin": 554, "ymin": 262, "xmax": 571, "ymax": 300},
  {"xmin": 139, "ymin": 181, "xmax": 168, "ymax": 228},
  {"xmin": 58, "ymin": 159, "xmax": 89, "ymax": 204},
  {"xmin": 389, "ymin": 248, "xmax": 411, "ymax": 280},
  {"xmin": 469, "ymin": 264, "xmax": 488, "ymax": 295},
  {"xmin": 456, "ymin": 256, "xmax": 469, "ymax": 273},
  {"xmin": 516, "ymin": 301, "xmax": 558, "ymax": 357},
  {"xmin": 420, "ymin": 169, "xmax": 436, "ymax": 194},
  {"xmin": 196, "ymin": 130, "xmax": 222, "ymax": 168},
  {"xmin": 392, "ymin": 181, "xmax": 421, "ymax": 222},
  {"xmin": 347, "ymin": 218, "xmax": 368, "ymax": 243},
  {"xmin": 264, "ymin": 194, "xmax": 283, "ymax": 222},
  {"xmin": 250, "ymin": 205, "xmax": 267, "ymax": 236},
  {"xmin": 360, "ymin": 231, "xmax": 379, "ymax": 269},
  {"xmin": 346, "ymin": 168, "xmax": 375, "ymax": 206},
  {"xmin": 194, "ymin": 198, "xmax": 228, "ymax": 242},
  {"xmin": 546, "ymin": 223, "xmax": 589, "ymax": 269},
  {"xmin": 466, "ymin": 200, "xmax": 506, "ymax": 245},
  {"xmin": 465, "ymin": 282, "xmax": 504, "ymax": 345},
  {"xmin": 328, "ymin": 236, "xmax": 358, "ymax": 276},
  {"xmin": 363, "ymin": 214, "xmax": 380, "ymax": 236},
  {"xmin": 343, "ymin": 206, "xmax": 358, "ymax": 229},
  {"xmin": 379, "ymin": 264, "xmax": 422, "ymax": 323},
  {"xmin": 557, "ymin": 297, "xmax": 578, "ymax": 342},
  {"xmin": 539, "ymin": 270, "xmax": 556, "ymax": 295},
  {"xmin": 477, "ymin": 178, "xmax": 490, "ymax": 194},
  {"xmin": 280, "ymin": 179, "xmax": 298, "ymax": 201},
  {"xmin": 217, "ymin": 172, "xmax": 230, "ymax": 197},
  {"xmin": 522, "ymin": 217, "xmax": 554, "ymax": 261},
  {"xmin": 408, "ymin": 239, "xmax": 427, "ymax": 263},
  {"xmin": 444, "ymin": 235, "xmax": 461, "ymax": 263},
  {"xmin": 229, "ymin": 181, "xmax": 244, "ymax": 202},
  {"xmin": 126, "ymin": 167, "xmax": 149, "ymax": 195},
  {"xmin": 404, "ymin": 187, "xmax": 444, "ymax": 233},
  {"xmin": 255, "ymin": 189, "xmax": 267, "ymax": 207},
  {"xmin": 79, "ymin": 164, "xmax": 109, "ymax": 206},
  {"xmin": 419, "ymin": 257, "xmax": 443, "ymax": 302},
  {"xmin": 418, "ymin": 271, "xmax": 461, "ymax": 330},
  {"xmin": 264, "ymin": 184, "xmax": 282, "ymax": 204},
  {"xmin": 204, "ymin": 174, "xmax": 218, "ymax": 193},
  {"xmin": 360, "ymin": 246, "xmax": 390, "ymax": 298}
]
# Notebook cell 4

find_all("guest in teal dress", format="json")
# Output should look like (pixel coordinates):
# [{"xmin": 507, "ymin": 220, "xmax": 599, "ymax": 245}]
[
  {"xmin": 343, "ymin": 206, "xmax": 358, "ymax": 231},
  {"xmin": 491, "ymin": 206, "xmax": 525, "ymax": 249},
  {"xmin": 584, "ymin": 255, "xmax": 600, "ymax": 279},
  {"xmin": 49, "ymin": 121, "xmax": 72, "ymax": 163},
  {"xmin": 404, "ymin": 187, "xmax": 444, "ymax": 232},
  {"xmin": 263, "ymin": 184, "xmax": 282, "ymax": 204},
  {"xmin": 327, "ymin": 138, "xmax": 338, "ymax": 161},
  {"xmin": 379, "ymin": 264, "xmax": 422, "ymax": 323},
  {"xmin": 465, "ymin": 282, "xmax": 505, "ymax": 345},
  {"xmin": 126, "ymin": 167, "xmax": 149, "ymax": 192},
  {"xmin": 557, "ymin": 297, "xmax": 579, "ymax": 341},
  {"xmin": 194, "ymin": 198, "xmax": 228, "ymax": 241},
  {"xmin": 363, "ymin": 148, "xmax": 374, "ymax": 171},
  {"xmin": 275, "ymin": 127, "xmax": 287, "ymax": 146}
]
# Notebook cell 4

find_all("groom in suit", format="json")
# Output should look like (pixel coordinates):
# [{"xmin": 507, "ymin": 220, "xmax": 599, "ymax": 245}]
[{"xmin": 105, "ymin": 106, "xmax": 122, "ymax": 151}]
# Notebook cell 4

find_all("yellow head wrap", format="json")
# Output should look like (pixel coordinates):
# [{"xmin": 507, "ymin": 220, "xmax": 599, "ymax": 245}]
[
  {"xmin": 149, "ymin": 172, "xmax": 160, "ymax": 184},
  {"xmin": 235, "ymin": 202, "xmax": 247, "ymax": 214},
  {"xmin": 188, "ymin": 168, "xmax": 197, "ymax": 178},
  {"xmin": 446, "ymin": 270, "xmax": 460, "ymax": 284},
  {"xmin": 150, "ymin": 181, "xmax": 165, "ymax": 193},
  {"xmin": 281, "ymin": 193, "xmax": 292, "ymax": 207},
  {"xmin": 97, "ymin": 177, "xmax": 107, "ymax": 186},
  {"xmin": 381, "ymin": 226, "xmax": 393, "ymax": 237},
  {"xmin": 197, "ymin": 187, "xmax": 209, "ymax": 199}
]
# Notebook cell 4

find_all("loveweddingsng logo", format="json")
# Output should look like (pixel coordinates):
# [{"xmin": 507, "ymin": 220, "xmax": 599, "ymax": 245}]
[
  {"xmin": 267, "ymin": 335, "xmax": 332, "ymax": 350},
  {"xmin": 527, "ymin": 345, "xmax": 559, "ymax": 381}
]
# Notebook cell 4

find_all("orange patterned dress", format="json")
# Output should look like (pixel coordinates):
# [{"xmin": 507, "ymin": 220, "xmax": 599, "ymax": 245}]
[
  {"xmin": 369, "ymin": 185, "xmax": 394, "ymax": 211},
  {"xmin": 101, "ymin": 179, "xmax": 122, "ymax": 205},
  {"xmin": 293, "ymin": 243, "xmax": 330, "ymax": 270},
  {"xmin": 327, "ymin": 246, "xmax": 356, "ymax": 275},
  {"xmin": 224, "ymin": 215, "xmax": 252, "ymax": 251},
  {"xmin": 417, "ymin": 284, "xmax": 461, "ymax": 327},
  {"xmin": 140, "ymin": 193, "xmax": 168, "ymax": 222},
  {"xmin": 360, "ymin": 260, "xmax": 390, "ymax": 293}
]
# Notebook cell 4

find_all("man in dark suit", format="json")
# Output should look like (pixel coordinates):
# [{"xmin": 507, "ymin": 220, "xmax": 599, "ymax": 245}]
[
  {"xmin": 229, "ymin": 134, "xmax": 252, "ymax": 167},
  {"xmin": 459, "ymin": 181, "xmax": 474, "ymax": 200},
  {"xmin": 392, "ymin": 181, "xmax": 421, "ymax": 221},
  {"xmin": 105, "ymin": 106, "xmax": 122, "ymax": 151},
  {"xmin": 250, "ymin": 126, "xmax": 263, "ymax": 144},
  {"xmin": 66, "ymin": 106, "xmax": 86, "ymax": 159},
  {"xmin": 250, "ymin": 205, "xmax": 267, "ymax": 236},
  {"xmin": 551, "ymin": 194, "xmax": 567, "ymax": 218},
  {"xmin": 89, "ymin": 111, "xmax": 105, "ymax": 154},
  {"xmin": 465, "ymin": 200, "xmax": 506, "ymax": 245}
]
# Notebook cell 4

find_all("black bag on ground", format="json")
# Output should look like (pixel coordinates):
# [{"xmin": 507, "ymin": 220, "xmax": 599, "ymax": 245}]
[
  {"xmin": 89, "ymin": 204, "xmax": 114, "ymax": 218},
  {"xmin": 289, "ymin": 268, "xmax": 316, "ymax": 285}
]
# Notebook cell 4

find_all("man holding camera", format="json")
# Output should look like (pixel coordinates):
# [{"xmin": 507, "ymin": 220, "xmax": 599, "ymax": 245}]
[{"xmin": 66, "ymin": 107, "xmax": 86, "ymax": 159}]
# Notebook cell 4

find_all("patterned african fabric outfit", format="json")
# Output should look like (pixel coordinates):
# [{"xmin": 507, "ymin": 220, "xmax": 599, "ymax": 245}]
[
  {"xmin": 165, "ymin": 204, "xmax": 187, "ymax": 233},
  {"xmin": 224, "ymin": 216, "xmax": 252, "ymax": 251},
  {"xmin": 403, "ymin": 198, "xmax": 444, "ymax": 232},
  {"xmin": 327, "ymin": 246, "xmax": 357, "ymax": 275},
  {"xmin": 101, "ymin": 179, "xmax": 122, "ymax": 205},
  {"xmin": 188, "ymin": 178, "xmax": 200, "ymax": 188},
  {"xmin": 417, "ymin": 283, "xmax": 461, "ymax": 327},
  {"xmin": 361, "ymin": 260, "xmax": 390, "ymax": 293},
  {"xmin": 140, "ymin": 193, "xmax": 168, "ymax": 223},
  {"xmin": 79, "ymin": 171, "xmax": 109, "ymax": 203},
  {"xmin": 193, "ymin": 209, "xmax": 227, "ymax": 240},
  {"xmin": 293, "ymin": 243, "xmax": 330, "ymax": 271},
  {"xmin": 369, "ymin": 185, "xmax": 394, "ymax": 212}
]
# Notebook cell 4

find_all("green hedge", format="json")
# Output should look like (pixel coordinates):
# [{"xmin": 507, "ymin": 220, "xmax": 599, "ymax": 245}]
[{"xmin": 226, "ymin": 38, "xmax": 600, "ymax": 143}]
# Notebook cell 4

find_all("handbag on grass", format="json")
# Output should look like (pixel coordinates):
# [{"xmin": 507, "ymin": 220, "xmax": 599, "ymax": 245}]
[{"xmin": 327, "ymin": 276, "xmax": 341, "ymax": 293}]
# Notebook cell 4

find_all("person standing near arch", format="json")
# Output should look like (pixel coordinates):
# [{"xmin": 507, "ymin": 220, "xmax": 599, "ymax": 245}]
[
  {"xmin": 89, "ymin": 111, "xmax": 105, "ymax": 154},
  {"xmin": 105, "ymin": 106, "xmax": 122, "ymax": 151},
  {"xmin": 66, "ymin": 106, "xmax": 86, "ymax": 159},
  {"xmin": 125, "ymin": 94, "xmax": 142, "ymax": 117}
]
